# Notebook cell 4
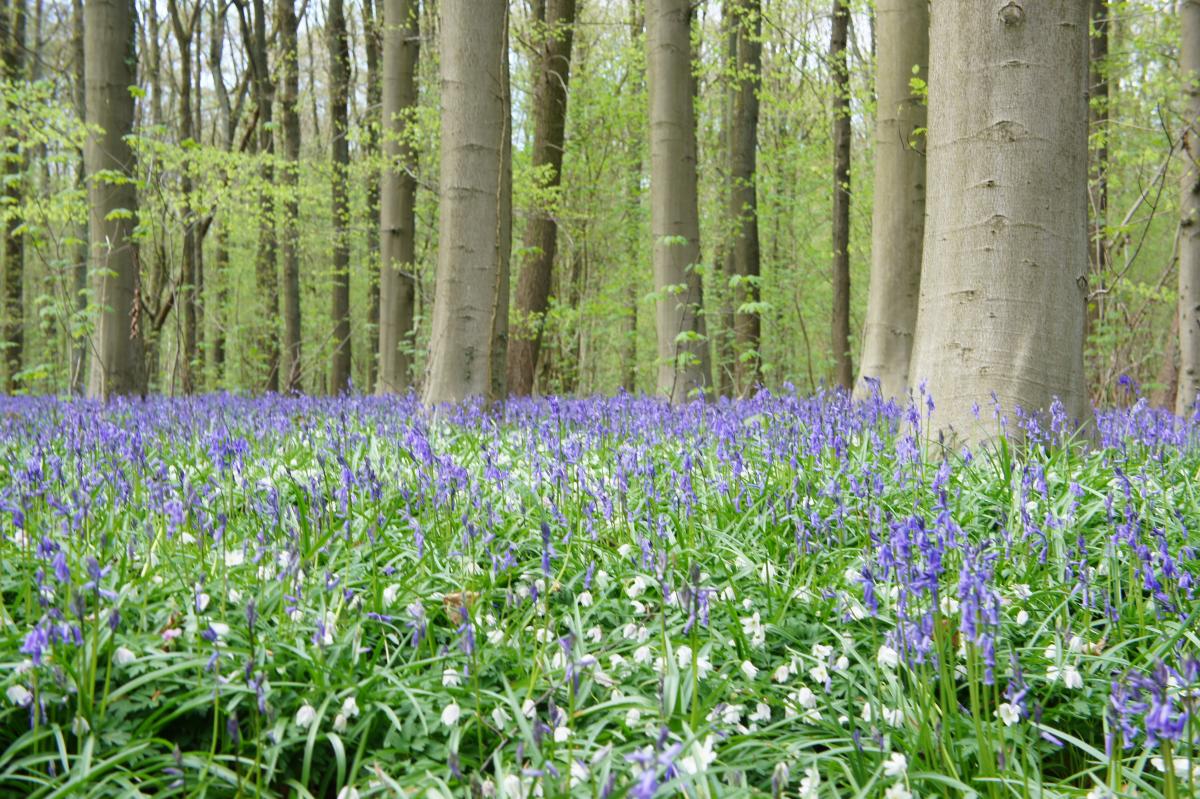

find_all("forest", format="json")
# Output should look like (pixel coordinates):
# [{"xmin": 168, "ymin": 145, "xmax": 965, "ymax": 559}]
[
  {"xmin": 3, "ymin": 2, "xmax": 1200, "ymax": 799},
  {"xmin": 0, "ymin": 0, "xmax": 1181, "ymax": 421}
]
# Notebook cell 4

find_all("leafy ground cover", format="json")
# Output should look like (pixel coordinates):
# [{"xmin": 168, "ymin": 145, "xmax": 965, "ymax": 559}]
[{"xmin": 0, "ymin": 390, "xmax": 1197, "ymax": 798}]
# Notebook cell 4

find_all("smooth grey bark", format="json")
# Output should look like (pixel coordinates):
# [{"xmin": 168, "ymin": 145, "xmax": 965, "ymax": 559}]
[
  {"xmin": 725, "ymin": 0, "xmax": 762, "ymax": 397},
  {"xmin": 1180, "ymin": 0, "xmax": 1200, "ymax": 414},
  {"xmin": 829, "ymin": 0, "xmax": 852, "ymax": 391},
  {"xmin": 422, "ymin": 0, "xmax": 511, "ymax": 404},
  {"xmin": 85, "ymin": 0, "xmax": 146, "ymax": 398},
  {"xmin": 168, "ymin": 0, "xmax": 202, "ymax": 393},
  {"xmin": 506, "ymin": 0, "xmax": 577, "ymax": 397},
  {"xmin": 647, "ymin": 0, "xmax": 707, "ymax": 403},
  {"xmin": 278, "ymin": 0, "xmax": 302, "ymax": 391},
  {"xmin": 2, "ymin": 0, "xmax": 26, "ymax": 390},
  {"xmin": 377, "ymin": 0, "xmax": 419, "ymax": 394},
  {"xmin": 908, "ymin": 0, "xmax": 1089, "ymax": 440},
  {"xmin": 328, "ymin": 0, "xmax": 352, "ymax": 393},
  {"xmin": 854, "ymin": 0, "xmax": 927, "ymax": 401}
]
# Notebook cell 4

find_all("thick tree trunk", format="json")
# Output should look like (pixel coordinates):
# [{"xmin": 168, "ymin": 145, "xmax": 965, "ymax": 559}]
[
  {"xmin": 328, "ymin": 0, "xmax": 353, "ymax": 393},
  {"xmin": 506, "ymin": 0, "xmax": 577, "ymax": 397},
  {"xmin": 422, "ymin": 0, "xmax": 510, "ymax": 404},
  {"xmin": 647, "ymin": 0, "xmax": 707, "ymax": 403},
  {"xmin": 854, "ymin": 0, "xmax": 927, "ymax": 401},
  {"xmin": 168, "ymin": 0, "xmax": 200, "ymax": 393},
  {"xmin": 829, "ymin": 0, "xmax": 852, "ymax": 391},
  {"xmin": 726, "ymin": 0, "xmax": 762, "ymax": 397},
  {"xmin": 2, "ymin": 0, "xmax": 27, "ymax": 391},
  {"xmin": 240, "ymin": 0, "xmax": 279, "ymax": 391},
  {"xmin": 377, "ymin": 0, "xmax": 420, "ymax": 394},
  {"xmin": 278, "ymin": 0, "xmax": 302, "ymax": 391},
  {"xmin": 1180, "ymin": 0, "xmax": 1200, "ymax": 414},
  {"xmin": 70, "ymin": 0, "xmax": 87, "ymax": 393},
  {"xmin": 364, "ymin": 0, "xmax": 381, "ymax": 391},
  {"xmin": 85, "ymin": 0, "xmax": 146, "ymax": 398},
  {"xmin": 909, "ymin": 0, "xmax": 1089, "ymax": 440}
]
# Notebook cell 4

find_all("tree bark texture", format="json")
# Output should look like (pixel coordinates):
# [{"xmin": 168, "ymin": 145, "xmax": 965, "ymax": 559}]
[
  {"xmin": 328, "ymin": 0, "xmax": 353, "ymax": 393},
  {"xmin": 3, "ymin": 0, "xmax": 27, "ymax": 390},
  {"xmin": 1179, "ymin": 0, "xmax": 1200, "ymax": 414},
  {"xmin": 278, "ymin": 0, "xmax": 302, "ymax": 391},
  {"xmin": 829, "ymin": 0, "xmax": 852, "ymax": 391}
]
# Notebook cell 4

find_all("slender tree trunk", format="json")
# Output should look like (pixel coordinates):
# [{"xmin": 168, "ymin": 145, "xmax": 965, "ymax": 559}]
[
  {"xmin": 1087, "ymin": 0, "xmax": 1109, "ymax": 384},
  {"xmin": 377, "ymin": 0, "xmax": 419, "ymax": 394},
  {"xmin": 210, "ymin": 0, "xmax": 234, "ymax": 384},
  {"xmin": 647, "ymin": 0, "xmax": 707, "ymax": 403},
  {"xmin": 1152, "ymin": 309, "xmax": 1179, "ymax": 409},
  {"xmin": 168, "ymin": 0, "xmax": 200, "ymax": 393},
  {"xmin": 2, "ymin": 0, "xmax": 27, "ymax": 391},
  {"xmin": 85, "ymin": 0, "xmax": 146, "ymax": 398},
  {"xmin": 854, "ymin": 0, "xmax": 927, "ymax": 400},
  {"xmin": 364, "ymin": 0, "xmax": 382, "ymax": 391},
  {"xmin": 909, "ymin": 0, "xmax": 1089, "ymax": 440},
  {"xmin": 423, "ymin": 0, "xmax": 510, "ymax": 404},
  {"xmin": 829, "ymin": 0, "xmax": 852, "ymax": 391},
  {"xmin": 726, "ymin": 0, "xmax": 762, "ymax": 397},
  {"xmin": 278, "ymin": 0, "xmax": 302, "ymax": 391},
  {"xmin": 621, "ymin": 0, "xmax": 643, "ymax": 395},
  {"xmin": 70, "ymin": 0, "xmax": 87, "ymax": 393},
  {"xmin": 507, "ymin": 0, "xmax": 577, "ymax": 396},
  {"xmin": 328, "ymin": 0, "xmax": 353, "ymax": 393},
  {"xmin": 1180, "ymin": 0, "xmax": 1200, "ymax": 414}
]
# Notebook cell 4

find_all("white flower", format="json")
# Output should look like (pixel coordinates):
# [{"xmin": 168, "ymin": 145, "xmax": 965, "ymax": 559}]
[
  {"xmin": 741, "ymin": 612, "xmax": 766, "ymax": 647},
  {"xmin": 210, "ymin": 621, "xmax": 231, "ymax": 638},
  {"xmin": 630, "ymin": 600, "xmax": 646, "ymax": 615},
  {"xmin": 332, "ymin": 713, "xmax": 348, "ymax": 732},
  {"xmin": 595, "ymin": 569, "xmax": 610, "ymax": 590},
  {"xmin": 553, "ymin": 724, "xmax": 571, "ymax": 743},
  {"xmin": 695, "ymin": 653, "xmax": 713, "ymax": 680},
  {"xmin": 625, "ymin": 707, "xmax": 641, "ymax": 727},
  {"xmin": 1012, "ymin": 584, "xmax": 1032, "ymax": 600},
  {"xmin": 441, "ymin": 701, "xmax": 462, "ymax": 726},
  {"xmin": 196, "ymin": 592, "xmax": 211, "ymax": 612},
  {"xmin": 72, "ymin": 715, "xmax": 90, "ymax": 735},
  {"xmin": 719, "ymin": 704, "xmax": 743, "ymax": 725},
  {"xmin": 758, "ymin": 562, "xmax": 777, "ymax": 584},
  {"xmin": 940, "ymin": 596, "xmax": 960, "ymax": 615},
  {"xmin": 812, "ymin": 643, "xmax": 833, "ymax": 659},
  {"xmin": 609, "ymin": 654, "xmax": 628, "ymax": 673},
  {"xmin": 679, "ymin": 735, "xmax": 717, "ymax": 775},
  {"xmin": 295, "ymin": 702, "xmax": 317, "ymax": 728},
  {"xmin": 877, "ymin": 645, "xmax": 900, "ymax": 670},
  {"xmin": 834, "ymin": 655, "xmax": 850, "ymax": 672},
  {"xmin": 882, "ymin": 706, "xmax": 904, "ymax": 727},
  {"xmin": 750, "ymin": 702, "xmax": 771, "ymax": 723},
  {"xmin": 487, "ymin": 629, "xmax": 505, "ymax": 646},
  {"xmin": 341, "ymin": 696, "xmax": 360, "ymax": 718},
  {"xmin": 443, "ymin": 668, "xmax": 461, "ymax": 687},
  {"xmin": 884, "ymin": 782, "xmax": 912, "ymax": 799},
  {"xmin": 113, "ymin": 646, "xmax": 137, "ymax": 666},
  {"xmin": 676, "ymin": 645, "xmax": 693, "ymax": 669},
  {"xmin": 626, "ymin": 576, "xmax": 648, "ymax": 599},
  {"xmin": 773, "ymin": 664, "xmax": 791, "ymax": 683},
  {"xmin": 577, "ymin": 591, "xmax": 593, "ymax": 608},
  {"xmin": 996, "ymin": 702, "xmax": 1020, "ymax": 726},
  {"xmin": 798, "ymin": 766, "xmax": 820, "ymax": 799},
  {"xmin": 808, "ymin": 663, "xmax": 829, "ymax": 684},
  {"xmin": 633, "ymin": 645, "xmax": 651, "ymax": 665},
  {"xmin": 586, "ymin": 626, "xmax": 602, "ymax": 643},
  {"xmin": 883, "ymin": 752, "xmax": 908, "ymax": 778},
  {"xmin": 1015, "ymin": 609, "xmax": 1029, "ymax": 626},
  {"xmin": 501, "ymin": 774, "xmax": 524, "ymax": 798},
  {"xmin": 740, "ymin": 660, "xmax": 759, "ymax": 680},
  {"xmin": 491, "ymin": 705, "xmax": 510, "ymax": 730},
  {"xmin": 382, "ymin": 584, "xmax": 400, "ymax": 606},
  {"xmin": 1062, "ymin": 665, "xmax": 1083, "ymax": 690},
  {"xmin": 522, "ymin": 698, "xmax": 537, "ymax": 719},
  {"xmin": 860, "ymin": 703, "xmax": 873, "ymax": 723},
  {"xmin": 336, "ymin": 787, "xmax": 360, "ymax": 799}
]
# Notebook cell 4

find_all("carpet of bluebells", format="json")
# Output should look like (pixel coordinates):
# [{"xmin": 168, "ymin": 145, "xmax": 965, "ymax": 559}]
[{"xmin": 0, "ymin": 389, "xmax": 1199, "ymax": 798}]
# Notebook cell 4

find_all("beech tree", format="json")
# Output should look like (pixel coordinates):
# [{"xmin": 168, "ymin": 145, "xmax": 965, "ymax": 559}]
[
  {"xmin": 279, "ymin": 0, "xmax": 302, "ymax": 392},
  {"xmin": 908, "ymin": 0, "xmax": 1089, "ymax": 438},
  {"xmin": 329, "ymin": 0, "xmax": 353, "ymax": 393},
  {"xmin": 829, "ymin": 0, "xmax": 851, "ymax": 391},
  {"xmin": 647, "ymin": 0, "xmax": 707, "ymax": 403},
  {"xmin": 1180, "ymin": 0, "xmax": 1200, "ymax": 414},
  {"xmin": 377, "ymin": 0, "xmax": 420, "ymax": 394},
  {"xmin": 422, "ymin": 0, "xmax": 511, "ymax": 404},
  {"xmin": 85, "ymin": 0, "xmax": 145, "ymax": 398},
  {"xmin": 855, "ymin": 0, "xmax": 927, "ymax": 401},
  {"xmin": 508, "ymin": 0, "xmax": 578, "ymax": 397},
  {"xmin": 2, "ymin": 0, "xmax": 26, "ymax": 391}
]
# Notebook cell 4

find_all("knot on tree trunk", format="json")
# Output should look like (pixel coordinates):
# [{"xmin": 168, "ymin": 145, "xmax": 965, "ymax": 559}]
[{"xmin": 998, "ymin": 2, "xmax": 1025, "ymax": 26}]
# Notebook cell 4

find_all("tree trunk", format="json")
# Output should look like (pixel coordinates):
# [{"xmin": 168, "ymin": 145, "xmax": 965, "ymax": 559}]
[
  {"xmin": 829, "ymin": 0, "xmax": 852, "ymax": 391},
  {"xmin": 909, "ymin": 0, "xmax": 1089, "ymax": 441},
  {"xmin": 278, "ymin": 0, "xmax": 302, "ymax": 392},
  {"xmin": 506, "ymin": 0, "xmax": 577, "ymax": 396},
  {"xmin": 70, "ymin": 0, "xmax": 87, "ymax": 393},
  {"xmin": 422, "ymin": 0, "xmax": 510, "ymax": 404},
  {"xmin": 1180, "ymin": 0, "xmax": 1200, "ymax": 415},
  {"xmin": 240, "ymin": 0, "xmax": 279, "ymax": 391},
  {"xmin": 328, "ymin": 0, "xmax": 353, "ymax": 393},
  {"xmin": 1152, "ymin": 309, "xmax": 1179, "ymax": 410},
  {"xmin": 2, "ymin": 0, "xmax": 27, "ymax": 391},
  {"xmin": 85, "ymin": 0, "xmax": 146, "ymax": 398},
  {"xmin": 854, "ymin": 0, "xmax": 927, "ymax": 401},
  {"xmin": 647, "ymin": 0, "xmax": 707, "ymax": 403},
  {"xmin": 726, "ymin": 0, "xmax": 762, "ymax": 397},
  {"xmin": 1087, "ymin": 0, "xmax": 1108, "ymax": 383},
  {"xmin": 168, "ymin": 0, "xmax": 200, "ymax": 393},
  {"xmin": 364, "ymin": 0, "xmax": 382, "ymax": 391},
  {"xmin": 377, "ymin": 0, "xmax": 420, "ymax": 394}
]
